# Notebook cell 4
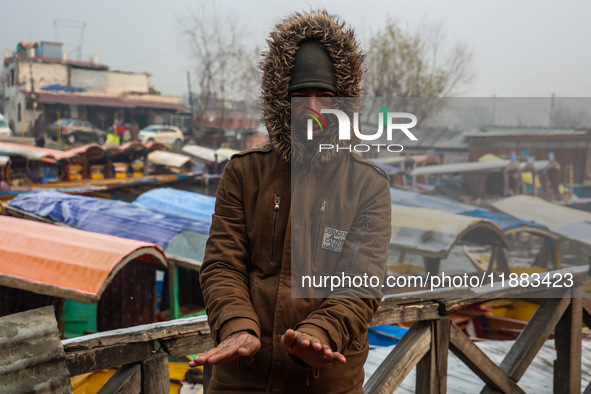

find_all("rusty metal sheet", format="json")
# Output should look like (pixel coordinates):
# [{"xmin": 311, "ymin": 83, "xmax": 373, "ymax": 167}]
[{"xmin": 0, "ymin": 306, "xmax": 73, "ymax": 393}]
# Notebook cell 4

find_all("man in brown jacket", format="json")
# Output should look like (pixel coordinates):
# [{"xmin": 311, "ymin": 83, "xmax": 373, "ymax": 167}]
[{"xmin": 191, "ymin": 10, "xmax": 391, "ymax": 393}]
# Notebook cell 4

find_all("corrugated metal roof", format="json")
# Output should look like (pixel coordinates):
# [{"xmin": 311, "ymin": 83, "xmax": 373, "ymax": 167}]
[
  {"xmin": 35, "ymin": 91, "xmax": 188, "ymax": 111},
  {"xmin": 465, "ymin": 127, "xmax": 588, "ymax": 138},
  {"xmin": 0, "ymin": 306, "xmax": 73, "ymax": 393}
]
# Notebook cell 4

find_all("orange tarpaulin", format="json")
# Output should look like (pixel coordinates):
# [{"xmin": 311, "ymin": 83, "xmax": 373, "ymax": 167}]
[{"xmin": 0, "ymin": 216, "xmax": 167, "ymax": 303}]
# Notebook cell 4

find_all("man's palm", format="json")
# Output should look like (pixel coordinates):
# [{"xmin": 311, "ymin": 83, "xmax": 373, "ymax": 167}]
[{"xmin": 189, "ymin": 331, "xmax": 261, "ymax": 366}]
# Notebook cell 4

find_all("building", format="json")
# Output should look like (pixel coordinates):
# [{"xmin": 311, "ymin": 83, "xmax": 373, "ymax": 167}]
[
  {"xmin": 2, "ymin": 41, "xmax": 188, "ymax": 136},
  {"xmin": 465, "ymin": 126, "xmax": 591, "ymax": 189}
]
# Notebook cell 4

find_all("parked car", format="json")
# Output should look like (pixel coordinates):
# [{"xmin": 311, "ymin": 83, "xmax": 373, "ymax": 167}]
[
  {"xmin": 49, "ymin": 118, "xmax": 107, "ymax": 145},
  {"xmin": 139, "ymin": 125, "xmax": 184, "ymax": 147},
  {"xmin": 0, "ymin": 113, "xmax": 13, "ymax": 138}
]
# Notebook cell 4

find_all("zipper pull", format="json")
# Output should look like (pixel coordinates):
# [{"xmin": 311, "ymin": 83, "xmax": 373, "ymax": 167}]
[
  {"xmin": 320, "ymin": 200, "xmax": 327, "ymax": 213},
  {"xmin": 274, "ymin": 195, "xmax": 280, "ymax": 211},
  {"xmin": 362, "ymin": 215, "xmax": 371, "ymax": 229}
]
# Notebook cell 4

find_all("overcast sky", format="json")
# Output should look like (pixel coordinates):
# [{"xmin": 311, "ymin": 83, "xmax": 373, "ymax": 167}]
[{"xmin": 3, "ymin": 0, "xmax": 590, "ymax": 98}]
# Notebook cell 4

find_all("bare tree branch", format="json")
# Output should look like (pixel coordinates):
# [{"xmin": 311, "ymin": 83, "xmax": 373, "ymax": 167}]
[{"xmin": 365, "ymin": 19, "xmax": 473, "ymax": 125}]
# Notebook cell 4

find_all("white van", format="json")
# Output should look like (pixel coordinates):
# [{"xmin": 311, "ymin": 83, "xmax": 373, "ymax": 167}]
[{"xmin": 0, "ymin": 114, "xmax": 12, "ymax": 138}]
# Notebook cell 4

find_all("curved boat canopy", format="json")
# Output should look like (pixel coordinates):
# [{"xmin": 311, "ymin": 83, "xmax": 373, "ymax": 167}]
[
  {"xmin": 493, "ymin": 195, "xmax": 591, "ymax": 247},
  {"xmin": 390, "ymin": 187, "xmax": 558, "ymax": 239},
  {"xmin": 0, "ymin": 216, "xmax": 167, "ymax": 303},
  {"xmin": 134, "ymin": 187, "xmax": 215, "ymax": 224},
  {"xmin": 391, "ymin": 203, "xmax": 509, "ymax": 258}
]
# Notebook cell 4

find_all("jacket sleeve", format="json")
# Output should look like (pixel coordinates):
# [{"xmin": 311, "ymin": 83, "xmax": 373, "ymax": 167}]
[
  {"xmin": 199, "ymin": 159, "xmax": 261, "ymax": 343},
  {"xmin": 295, "ymin": 174, "xmax": 391, "ymax": 353}
]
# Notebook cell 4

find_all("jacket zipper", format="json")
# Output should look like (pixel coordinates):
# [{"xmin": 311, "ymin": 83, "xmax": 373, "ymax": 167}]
[
  {"xmin": 347, "ymin": 215, "xmax": 371, "ymax": 271},
  {"xmin": 271, "ymin": 194, "xmax": 280, "ymax": 260},
  {"xmin": 312, "ymin": 199, "xmax": 327, "ymax": 267}
]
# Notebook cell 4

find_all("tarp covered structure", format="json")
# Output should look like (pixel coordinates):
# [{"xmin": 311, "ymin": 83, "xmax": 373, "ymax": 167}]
[
  {"xmin": 0, "ymin": 215, "xmax": 167, "ymax": 303},
  {"xmin": 390, "ymin": 187, "xmax": 554, "ymax": 237},
  {"xmin": 134, "ymin": 187, "xmax": 215, "ymax": 224},
  {"xmin": 390, "ymin": 203, "xmax": 508, "ymax": 258},
  {"xmin": 7, "ymin": 191, "xmax": 210, "ymax": 263},
  {"xmin": 492, "ymin": 195, "xmax": 591, "ymax": 247}
]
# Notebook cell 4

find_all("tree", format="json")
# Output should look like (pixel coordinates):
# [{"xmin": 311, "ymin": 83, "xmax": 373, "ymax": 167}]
[
  {"xmin": 181, "ymin": 4, "xmax": 258, "ymax": 139},
  {"xmin": 364, "ymin": 20, "xmax": 473, "ymax": 125}
]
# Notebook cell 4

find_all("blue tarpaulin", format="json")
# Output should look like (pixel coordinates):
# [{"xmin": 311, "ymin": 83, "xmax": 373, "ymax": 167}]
[
  {"xmin": 8, "ymin": 191, "xmax": 210, "ymax": 261},
  {"xmin": 134, "ymin": 187, "xmax": 215, "ymax": 223},
  {"xmin": 390, "ymin": 187, "xmax": 548, "ymax": 232}
]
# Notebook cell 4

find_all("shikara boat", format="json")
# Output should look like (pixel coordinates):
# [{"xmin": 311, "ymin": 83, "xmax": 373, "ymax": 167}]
[
  {"xmin": 4, "ymin": 191, "xmax": 210, "ymax": 319},
  {"xmin": 0, "ymin": 141, "xmax": 205, "ymax": 202}
]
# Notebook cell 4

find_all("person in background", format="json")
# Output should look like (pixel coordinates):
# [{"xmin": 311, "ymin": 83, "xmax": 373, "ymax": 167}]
[
  {"xmin": 106, "ymin": 128, "xmax": 120, "ymax": 146},
  {"xmin": 130, "ymin": 119, "xmax": 140, "ymax": 142},
  {"xmin": 33, "ymin": 113, "xmax": 47, "ymax": 148},
  {"xmin": 116, "ymin": 120, "xmax": 126, "ymax": 145}
]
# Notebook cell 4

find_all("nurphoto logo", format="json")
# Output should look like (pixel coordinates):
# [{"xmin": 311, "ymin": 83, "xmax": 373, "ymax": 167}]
[{"xmin": 306, "ymin": 109, "xmax": 419, "ymax": 153}]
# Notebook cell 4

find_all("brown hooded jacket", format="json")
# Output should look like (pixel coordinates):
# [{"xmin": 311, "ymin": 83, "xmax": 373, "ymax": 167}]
[{"xmin": 200, "ymin": 10, "xmax": 391, "ymax": 393}]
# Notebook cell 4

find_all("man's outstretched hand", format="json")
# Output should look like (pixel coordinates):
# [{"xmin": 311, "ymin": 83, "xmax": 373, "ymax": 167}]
[
  {"xmin": 189, "ymin": 330, "xmax": 261, "ymax": 367},
  {"xmin": 281, "ymin": 328, "xmax": 346, "ymax": 368}
]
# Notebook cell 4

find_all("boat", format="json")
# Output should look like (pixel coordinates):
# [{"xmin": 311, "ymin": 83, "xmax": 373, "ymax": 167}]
[
  {"xmin": 0, "ymin": 211, "xmax": 203, "ymax": 392},
  {"xmin": 133, "ymin": 187, "xmax": 216, "ymax": 223},
  {"xmin": 409, "ymin": 155, "xmax": 564, "ymax": 203},
  {"xmin": 0, "ymin": 215, "xmax": 169, "ymax": 333},
  {"xmin": 0, "ymin": 141, "xmax": 207, "ymax": 202},
  {"xmin": 4, "ymin": 191, "xmax": 211, "ymax": 319}
]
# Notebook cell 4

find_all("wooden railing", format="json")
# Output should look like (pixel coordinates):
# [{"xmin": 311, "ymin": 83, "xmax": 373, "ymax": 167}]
[{"xmin": 62, "ymin": 265, "xmax": 591, "ymax": 393}]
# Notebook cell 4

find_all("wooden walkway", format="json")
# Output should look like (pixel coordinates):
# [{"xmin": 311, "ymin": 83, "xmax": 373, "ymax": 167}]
[{"xmin": 61, "ymin": 265, "xmax": 591, "ymax": 393}]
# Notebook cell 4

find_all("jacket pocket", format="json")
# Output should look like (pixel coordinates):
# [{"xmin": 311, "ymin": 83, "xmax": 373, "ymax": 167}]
[
  {"xmin": 311, "ymin": 199, "xmax": 327, "ymax": 268},
  {"xmin": 271, "ymin": 193, "xmax": 281, "ymax": 261}
]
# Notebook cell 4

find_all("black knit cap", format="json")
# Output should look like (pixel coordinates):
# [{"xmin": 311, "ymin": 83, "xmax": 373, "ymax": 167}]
[{"xmin": 288, "ymin": 40, "xmax": 336, "ymax": 93}]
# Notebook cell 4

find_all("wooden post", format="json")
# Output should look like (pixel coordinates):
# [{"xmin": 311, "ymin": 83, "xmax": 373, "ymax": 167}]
[
  {"xmin": 481, "ymin": 289, "xmax": 571, "ymax": 393},
  {"xmin": 97, "ymin": 363, "xmax": 141, "ymax": 394},
  {"xmin": 417, "ymin": 317, "xmax": 450, "ymax": 394},
  {"xmin": 553, "ymin": 294, "xmax": 582, "ymax": 394},
  {"xmin": 449, "ymin": 323, "xmax": 524, "ymax": 394},
  {"xmin": 363, "ymin": 320, "xmax": 432, "ymax": 394},
  {"xmin": 140, "ymin": 353, "xmax": 169, "ymax": 394}
]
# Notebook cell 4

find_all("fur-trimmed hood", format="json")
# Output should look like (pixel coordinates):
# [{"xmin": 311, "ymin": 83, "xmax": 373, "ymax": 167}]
[{"xmin": 260, "ymin": 10, "xmax": 365, "ymax": 166}]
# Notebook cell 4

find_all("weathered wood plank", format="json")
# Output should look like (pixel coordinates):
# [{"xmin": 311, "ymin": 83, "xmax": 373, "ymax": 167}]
[
  {"xmin": 66, "ymin": 342, "xmax": 153, "ymax": 376},
  {"xmin": 370, "ymin": 300, "xmax": 440, "ymax": 326},
  {"xmin": 62, "ymin": 315, "xmax": 210, "ymax": 351},
  {"xmin": 553, "ymin": 296, "xmax": 582, "ymax": 394},
  {"xmin": 416, "ymin": 317, "xmax": 450, "ymax": 394},
  {"xmin": 497, "ymin": 290, "xmax": 570, "ymax": 381},
  {"xmin": 140, "ymin": 353, "xmax": 169, "ymax": 394},
  {"xmin": 480, "ymin": 289, "xmax": 571, "ymax": 394},
  {"xmin": 435, "ymin": 317, "xmax": 450, "ymax": 393},
  {"xmin": 159, "ymin": 334, "xmax": 215, "ymax": 357},
  {"xmin": 97, "ymin": 363, "xmax": 141, "ymax": 394},
  {"xmin": 416, "ymin": 321, "xmax": 437, "ymax": 394},
  {"xmin": 363, "ymin": 321, "xmax": 432, "ymax": 394},
  {"xmin": 448, "ymin": 323, "xmax": 524, "ymax": 394}
]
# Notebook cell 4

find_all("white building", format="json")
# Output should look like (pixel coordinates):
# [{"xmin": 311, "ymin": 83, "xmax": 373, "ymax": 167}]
[{"xmin": 2, "ymin": 41, "xmax": 187, "ymax": 135}]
